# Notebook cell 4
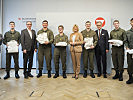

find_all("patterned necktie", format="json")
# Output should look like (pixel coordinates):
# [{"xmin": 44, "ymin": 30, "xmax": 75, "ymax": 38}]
[{"xmin": 99, "ymin": 30, "xmax": 101, "ymax": 39}]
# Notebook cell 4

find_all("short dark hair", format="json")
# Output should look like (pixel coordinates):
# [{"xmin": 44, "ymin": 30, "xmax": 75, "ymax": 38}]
[
  {"xmin": 96, "ymin": 21, "xmax": 102, "ymax": 24},
  {"xmin": 26, "ymin": 21, "xmax": 32, "ymax": 24},
  {"xmin": 42, "ymin": 20, "xmax": 48, "ymax": 24},
  {"xmin": 130, "ymin": 18, "xmax": 133, "ymax": 21},
  {"xmin": 58, "ymin": 25, "xmax": 64, "ymax": 29},
  {"xmin": 113, "ymin": 20, "xmax": 119, "ymax": 23},
  {"xmin": 85, "ymin": 21, "xmax": 91, "ymax": 24},
  {"xmin": 9, "ymin": 21, "xmax": 15, "ymax": 25}
]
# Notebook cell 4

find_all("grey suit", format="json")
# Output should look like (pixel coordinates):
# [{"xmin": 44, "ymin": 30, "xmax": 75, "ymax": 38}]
[
  {"xmin": 21, "ymin": 29, "xmax": 37, "ymax": 74},
  {"xmin": 21, "ymin": 29, "xmax": 37, "ymax": 51}
]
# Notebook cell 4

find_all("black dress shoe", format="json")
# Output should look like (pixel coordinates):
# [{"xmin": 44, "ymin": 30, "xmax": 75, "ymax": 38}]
[
  {"xmin": 48, "ymin": 70, "xmax": 51, "ymax": 78},
  {"xmin": 24, "ymin": 73, "xmax": 28, "ymax": 79},
  {"xmin": 4, "ymin": 72, "xmax": 10, "ymax": 80},
  {"xmin": 97, "ymin": 73, "xmax": 101, "ymax": 77},
  {"xmin": 37, "ymin": 73, "xmax": 42, "ymax": 78},
  {"xmin": 63, "ymin": 71, "xmax": 67, "ymax": 78},
  {"xmin": 103, "ymin": 74, "xmax": 107, "ymax": 78},
  {"xmin": 83, "ymin": 70, "xmax": 87, "ymax": 78},
  {"xmin": 90, "ymin": 70, "xmax": 95, "ymax": 78},
  {"xmin": 15, "ymin": 71, "xmax": 20, "ymax": 79},
  {"xmin": 28, "ymin": 73, "xmax": 34, "ymax": 77},
  {"xmin": 119, "ymin": 73, "xmax": 123, "ymax": 81},
  {"xmin": 37, "ymin": 70, "xmax": 42, "ymax": 78},
  {"xmin": 112, "ymin": 71, "xmax": 119, "ymax": 79},
  {"xmin": 53, "ymin": 71, "xmax": 59, "ymax": 78},
  {"xmin": 36, "ymin": 70, "xmax": 42, "ymax": 78},
  {"xmin": 15, "ymin": 74, "xmax": 20, "ymax": 79},
  {"xmin": 90, "ymin": 74, "xmax": 95, "ymax": 78},
  {"xmin": 126, "ymin": 74, "xmax": 133, "ymax": 84},
  {"xmin": 4, "ymin": 74, "xmax": 10, "ymax": 80}
]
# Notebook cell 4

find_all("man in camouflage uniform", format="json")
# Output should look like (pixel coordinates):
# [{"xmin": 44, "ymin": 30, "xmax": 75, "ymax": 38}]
[
  {"xmin": 37, "ymin": 20, "xmax": 54, "ymax": 78},
  {"xmin": 110, "ymin": 20, "xmax": 126, "ymax": 81},
  {"xmin": 53, "ymin": 25, "xmax": 68, "ymax": 78},
  {"xmin": 81, "ymin": 21, "xmax": 98, "ymax": 78},
  {"xmin": 3, "ymin": 21, "xmax": 21, "ymax": 80},
  {"xmin": 125, "ymin": 18, "xmax": 133, "ymax": 84}
]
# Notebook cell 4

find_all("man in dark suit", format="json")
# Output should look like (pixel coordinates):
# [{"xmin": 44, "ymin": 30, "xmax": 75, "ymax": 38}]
[
  {"xmin": 95, "ymin": 21, "xmax": 109, "ymax": 78},
  {"xmin": 21, "ymin": 21, "xmax": 37, "ymax": 79}
]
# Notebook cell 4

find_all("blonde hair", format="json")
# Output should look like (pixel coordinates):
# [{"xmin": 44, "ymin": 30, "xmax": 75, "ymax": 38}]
[{"xmin": 72, "ymin": 24, "xmax": 79, "ymax": 32}]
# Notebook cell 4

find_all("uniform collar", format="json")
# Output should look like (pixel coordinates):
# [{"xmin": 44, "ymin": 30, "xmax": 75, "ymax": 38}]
[
  {"xmin": 114, "ymin": 27, "xmax": 120, "ymax": 31},
  {"xmin": 9, "ymin": 30, "xmax": 16, "ymax": 34},
  {"xmin": 42, "ymin": 28, "xmax": 48, "ymax": 32},
  {"xmin": 59, "ymin": 33, "xmax": 64, "ymax": 37},
  {"xmin": 130, "ymin": 28, "xmax": 133, "ymax": 32},
  {"xmin": 85, "ymin": 29, "xmax": 91, "ymax": 32}
]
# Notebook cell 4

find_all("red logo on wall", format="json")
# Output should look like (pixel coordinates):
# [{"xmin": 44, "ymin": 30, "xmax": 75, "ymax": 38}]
[
  {"xmin": 95, "ymin": 17, "xmax": 105, "ymax": 27},
  {"xmin": 18, "ymin": 18, "xmax": 21, "ymax": 20}
]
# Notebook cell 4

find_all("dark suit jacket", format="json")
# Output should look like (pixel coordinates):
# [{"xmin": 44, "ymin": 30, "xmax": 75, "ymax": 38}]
[
  {"xmin": 95, "ymin": 29, "xmax": 109, "ymax": 51},
  {"xmin": 21, "ymin": 29, "xmax": 37, "ymax": 51},
  {"xmin": 0, "ymin": 34, "xmax": 3, "ymax": 45}
]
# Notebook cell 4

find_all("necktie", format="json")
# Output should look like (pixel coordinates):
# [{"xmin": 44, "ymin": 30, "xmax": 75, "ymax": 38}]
[{"xmin": 99, "ymin": 30, "xmax": 101, "ymax": 39}]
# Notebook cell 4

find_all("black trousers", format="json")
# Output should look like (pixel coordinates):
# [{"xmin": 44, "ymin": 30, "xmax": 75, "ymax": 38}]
[
  {"xmin": 95, "ymin": 46, "xmax": 107, "ymax": 74},
  {"xmin": 6, "ymin": 52, "xmax": 19, "ymax": 72},
  {"xmin": 127, "ymin": 53, "xmax": 133, "ymax": 75},
  {"xmin": 23, "ymin": 50, "xmax": 34, "ymax": 74}
]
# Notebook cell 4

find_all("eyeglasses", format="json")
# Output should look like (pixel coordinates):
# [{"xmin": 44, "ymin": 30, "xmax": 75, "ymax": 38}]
[
  {"xmin": 27, "ymin": 24, "xmax": 32, "ymax": 25},
  {"xmin": 97, "ymin": 25, "xmax": 102, "ymax": 26}
]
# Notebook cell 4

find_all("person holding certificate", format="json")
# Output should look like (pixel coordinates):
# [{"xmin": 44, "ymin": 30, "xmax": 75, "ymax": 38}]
[
  {"xmin": 53, "ymin": 25, "xmax": 68, "ymax": 78},
  {"xmin": 3, "ymin": 21, "xmax": 21, "ymax": 80},
  {"xmin": 81, "ymin": 21, "xmax": 98, "ymax": 78},
  {"xmin": 21, "ymin": 21, "xmax": 37, "ymax": 79},
  {"xmin": 70, "ymin": 24, "xmax": 83, "ymax": 80},
  {"xmin": 110, "ymin": 20, "xmax": 126, "ymax": 81},
  {"xmin": 36, "ymin": 20, "xmax": 54, "ymax": 78},
  {"xmin": 125, "ymin": 18, "xmax": 133, "ymax": 84}
]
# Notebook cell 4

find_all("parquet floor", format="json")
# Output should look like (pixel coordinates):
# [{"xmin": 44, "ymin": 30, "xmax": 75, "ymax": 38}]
[{"xmin": 0, "ymin": 69, "xmax": 133, "ymax": 100}]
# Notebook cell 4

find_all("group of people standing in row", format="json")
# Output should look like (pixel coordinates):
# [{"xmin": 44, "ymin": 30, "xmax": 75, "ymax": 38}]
[{"xmin": 1, "ymin": 18, "xmax": 133, "ymax": 84}]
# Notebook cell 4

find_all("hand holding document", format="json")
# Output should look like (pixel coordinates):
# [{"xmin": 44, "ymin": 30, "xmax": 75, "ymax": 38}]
[
  {"xmin": 36, "ymin": 32, "xmax": 49, "ymax": 44},
  {"xmin": 56, "ymin": 42, "xmax": 67, "ymax": 46},
  {"xmin": 126, "ymin": 49, "xmax": 133, "ymax": 54},
  {"xmin": 7, "ymin": 40, "xmax": 19, "ymax": 53},
  {"xmin": 108, "ymin": 39, "xmax": 123, "ymax": 47},
  {"xmin": 126, "ymin": 49, "xmax": 133, "ymax": 58},
  {"xmin": 84, "ymin": 37, "xmax": 93, "ymax": 49}
]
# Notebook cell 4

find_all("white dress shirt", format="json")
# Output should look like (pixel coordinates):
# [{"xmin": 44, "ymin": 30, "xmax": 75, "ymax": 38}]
[
  {"xmin": 27, "ymin": 28, "xmax": 32, "ymax": 39},
  {"xmin": 72, "ymin": 35, "xmax": 76, "ymax": 43}
]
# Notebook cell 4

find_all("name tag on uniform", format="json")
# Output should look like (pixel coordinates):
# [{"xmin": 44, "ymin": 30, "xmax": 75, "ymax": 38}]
[{"xmin": 102, "ymin": 34, "xmax": 104, "ymax": 35}]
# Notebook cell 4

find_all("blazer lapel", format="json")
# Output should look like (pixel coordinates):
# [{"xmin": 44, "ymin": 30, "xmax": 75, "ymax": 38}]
[
  {"xmin": 31, "ymin": 30, "xmax": 34, "ymax": 39},
  {"xmin": 96, "ymin": 30, "xmax": 98, "ymax": 36},
  {"xmin": 26, "ymin": 29, "xmax": 32, "ymax": 39},
  {"xmin": 100, "ymin": 29, "xmax": 104, "ymax": 37}
]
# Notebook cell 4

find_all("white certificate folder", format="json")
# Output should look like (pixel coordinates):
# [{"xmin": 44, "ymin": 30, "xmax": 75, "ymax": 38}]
[{"xmin": 7, "ymin": 40, "xmax": 19, "ymax": 53}]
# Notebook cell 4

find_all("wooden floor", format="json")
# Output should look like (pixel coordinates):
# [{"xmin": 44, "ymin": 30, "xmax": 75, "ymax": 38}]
[{"xmin": 0, "ymin": 69, "xmax": 133, "ymax": 100}]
